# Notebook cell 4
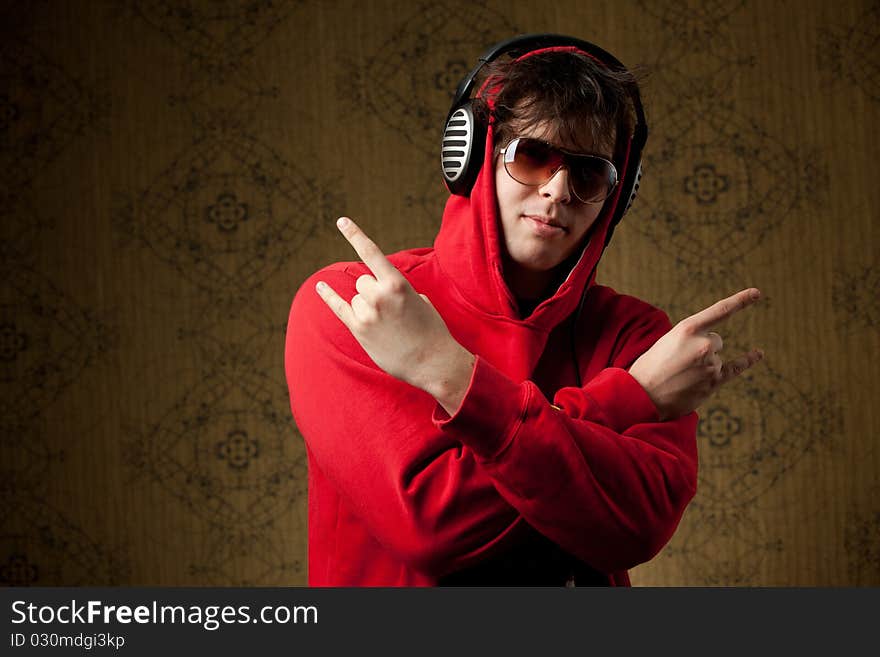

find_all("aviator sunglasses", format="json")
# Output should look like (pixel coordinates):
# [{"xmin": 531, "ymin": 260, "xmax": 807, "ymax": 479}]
[{"xmin": 499, "ymin": 137, "xmax": 619, "ymax": 204}]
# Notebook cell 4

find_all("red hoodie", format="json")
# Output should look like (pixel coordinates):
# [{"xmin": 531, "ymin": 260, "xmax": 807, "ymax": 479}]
[{"xmin": 285, "ymin": 82, "xmax": 698, "ymax": 587}]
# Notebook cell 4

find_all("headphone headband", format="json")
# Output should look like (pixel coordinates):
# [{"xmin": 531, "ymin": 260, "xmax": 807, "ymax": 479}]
[{"xmin": 449, "ymin": 34, "xmax": 644, "ymax": 129}]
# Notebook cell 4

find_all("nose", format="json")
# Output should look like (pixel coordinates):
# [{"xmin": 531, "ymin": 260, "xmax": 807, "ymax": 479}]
[{"xmin": 538, "ymin": 166, "xmax": 571, "ymax": 204}]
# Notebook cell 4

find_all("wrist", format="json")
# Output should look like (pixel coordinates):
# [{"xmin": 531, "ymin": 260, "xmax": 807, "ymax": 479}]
[
  {"xmin": 627, "ymin": 361, "xmax": 648, "ymax": 394},
  {"xmin": 422, "ymin": 344, "xmax": 475, "ymax": 416},
  {"xmin": 627, "ymin": 364, "xmax": 663, "ymax": 419}
]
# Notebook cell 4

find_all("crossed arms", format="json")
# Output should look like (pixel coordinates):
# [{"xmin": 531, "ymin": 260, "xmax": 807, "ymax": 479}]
[{"xmin": 286, "ymin": 216, "xmax": 763, "ymax": 576}]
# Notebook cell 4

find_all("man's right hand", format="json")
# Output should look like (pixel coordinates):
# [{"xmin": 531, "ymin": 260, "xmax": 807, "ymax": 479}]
[{"xmin": 628, "ymin": 288, "xmax": 764, "ymax": 421}]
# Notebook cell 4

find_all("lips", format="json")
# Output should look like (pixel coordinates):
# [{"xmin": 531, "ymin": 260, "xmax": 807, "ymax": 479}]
[{"xmin": 523, "ymin": 214, "xmax": 567, "ymax": 234}]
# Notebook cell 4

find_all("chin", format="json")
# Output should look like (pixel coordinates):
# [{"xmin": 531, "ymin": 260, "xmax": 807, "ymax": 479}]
[{"xmin": 510, "ymin": 250, "xmax": 565, "ymax": 272}]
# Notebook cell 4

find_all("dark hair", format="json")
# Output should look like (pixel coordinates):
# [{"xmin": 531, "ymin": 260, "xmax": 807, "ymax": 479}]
[{"xmin": 472, "ymin": 49, "xmax": 642, "ymax": 168}]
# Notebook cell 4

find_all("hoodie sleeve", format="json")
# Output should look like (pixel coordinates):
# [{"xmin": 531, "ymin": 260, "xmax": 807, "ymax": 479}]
[
  {"xmin": 433, "ymin": 357, "xmax": 698, "ymax": 573},
  {"xmin": 287, "ymin": 268, "xmax": 698, "ymax": 576},
  {"xmin": 431, "ymin": 300, "xmax": 698, "ymax": 574},
  {"xmin": 287, "ymin": 267, "xmax": 523, "ymax": 576}
]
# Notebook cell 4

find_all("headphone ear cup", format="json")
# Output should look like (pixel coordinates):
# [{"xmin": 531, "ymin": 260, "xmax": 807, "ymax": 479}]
[
  {"xmin": 622, "ymin": 162, "xmax": 642, "ymax": 216},
  {"xmin": 441, "ymin": 101, "xmax": 487, "ymax": 196},
  {"xmin": 603, "ymin": 160, "xmax": 642, "ymax": 249}
]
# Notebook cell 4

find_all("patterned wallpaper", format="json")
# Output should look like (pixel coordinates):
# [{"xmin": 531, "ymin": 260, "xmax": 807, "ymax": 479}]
[{"xmin": 1, "ymin": 0, "xmax": 877, "ymax": 586}]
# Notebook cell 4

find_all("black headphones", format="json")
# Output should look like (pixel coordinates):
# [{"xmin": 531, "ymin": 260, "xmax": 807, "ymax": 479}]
[{"xmin": 440, "ymin": 33, "xmax": 648, "ymax": 248}]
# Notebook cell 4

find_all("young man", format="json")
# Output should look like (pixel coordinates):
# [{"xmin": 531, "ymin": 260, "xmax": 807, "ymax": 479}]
[{"xmin": 285, "ymin": 36, "xmax": 763, "ymax": 586}]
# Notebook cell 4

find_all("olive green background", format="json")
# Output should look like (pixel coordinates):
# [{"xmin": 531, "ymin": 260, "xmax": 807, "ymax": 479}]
[{"xmin": 1, "ymin": 0, "xmax": 877, "ymax": 586}]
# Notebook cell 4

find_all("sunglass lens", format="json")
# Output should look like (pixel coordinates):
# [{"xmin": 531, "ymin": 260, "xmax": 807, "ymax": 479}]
[
  {"xmin": 569, "ymin": 160, "xmax": 616, "ymax": 203},
  {"xmin": 507, "ymin": 139, "xmax": 562, "ymax": 185}
]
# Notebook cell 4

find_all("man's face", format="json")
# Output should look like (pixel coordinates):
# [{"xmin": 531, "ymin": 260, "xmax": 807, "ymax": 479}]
[{"xmin": 494, "ymin": 124, "xmax": 610, "ymax": 279}]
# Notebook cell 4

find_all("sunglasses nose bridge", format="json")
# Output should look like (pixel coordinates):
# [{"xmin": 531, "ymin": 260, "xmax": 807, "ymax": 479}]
[{"xmin": 538, "ymin": 164, "xmax": 573, "ymax": 202}]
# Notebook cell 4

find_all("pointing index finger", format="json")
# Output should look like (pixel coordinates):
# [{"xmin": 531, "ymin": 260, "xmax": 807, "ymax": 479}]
[
  {"xmin": 336, "ymin": 216, "xmax": 399, "ymax": 281},
  {"xmin": 687, "ymin": 288, "xmax": 761, "ymax": 330}
]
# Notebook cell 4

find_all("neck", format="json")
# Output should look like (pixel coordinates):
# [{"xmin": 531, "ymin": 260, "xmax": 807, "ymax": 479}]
[{"xmin": 503, "ymin": 257, "xmax": 559, "ymax": 309}]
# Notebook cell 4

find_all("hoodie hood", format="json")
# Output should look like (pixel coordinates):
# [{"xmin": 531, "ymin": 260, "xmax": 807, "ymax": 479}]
[{"xmin": 434, "ymin": 47, "xmax": 632, "ymax": 332}]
